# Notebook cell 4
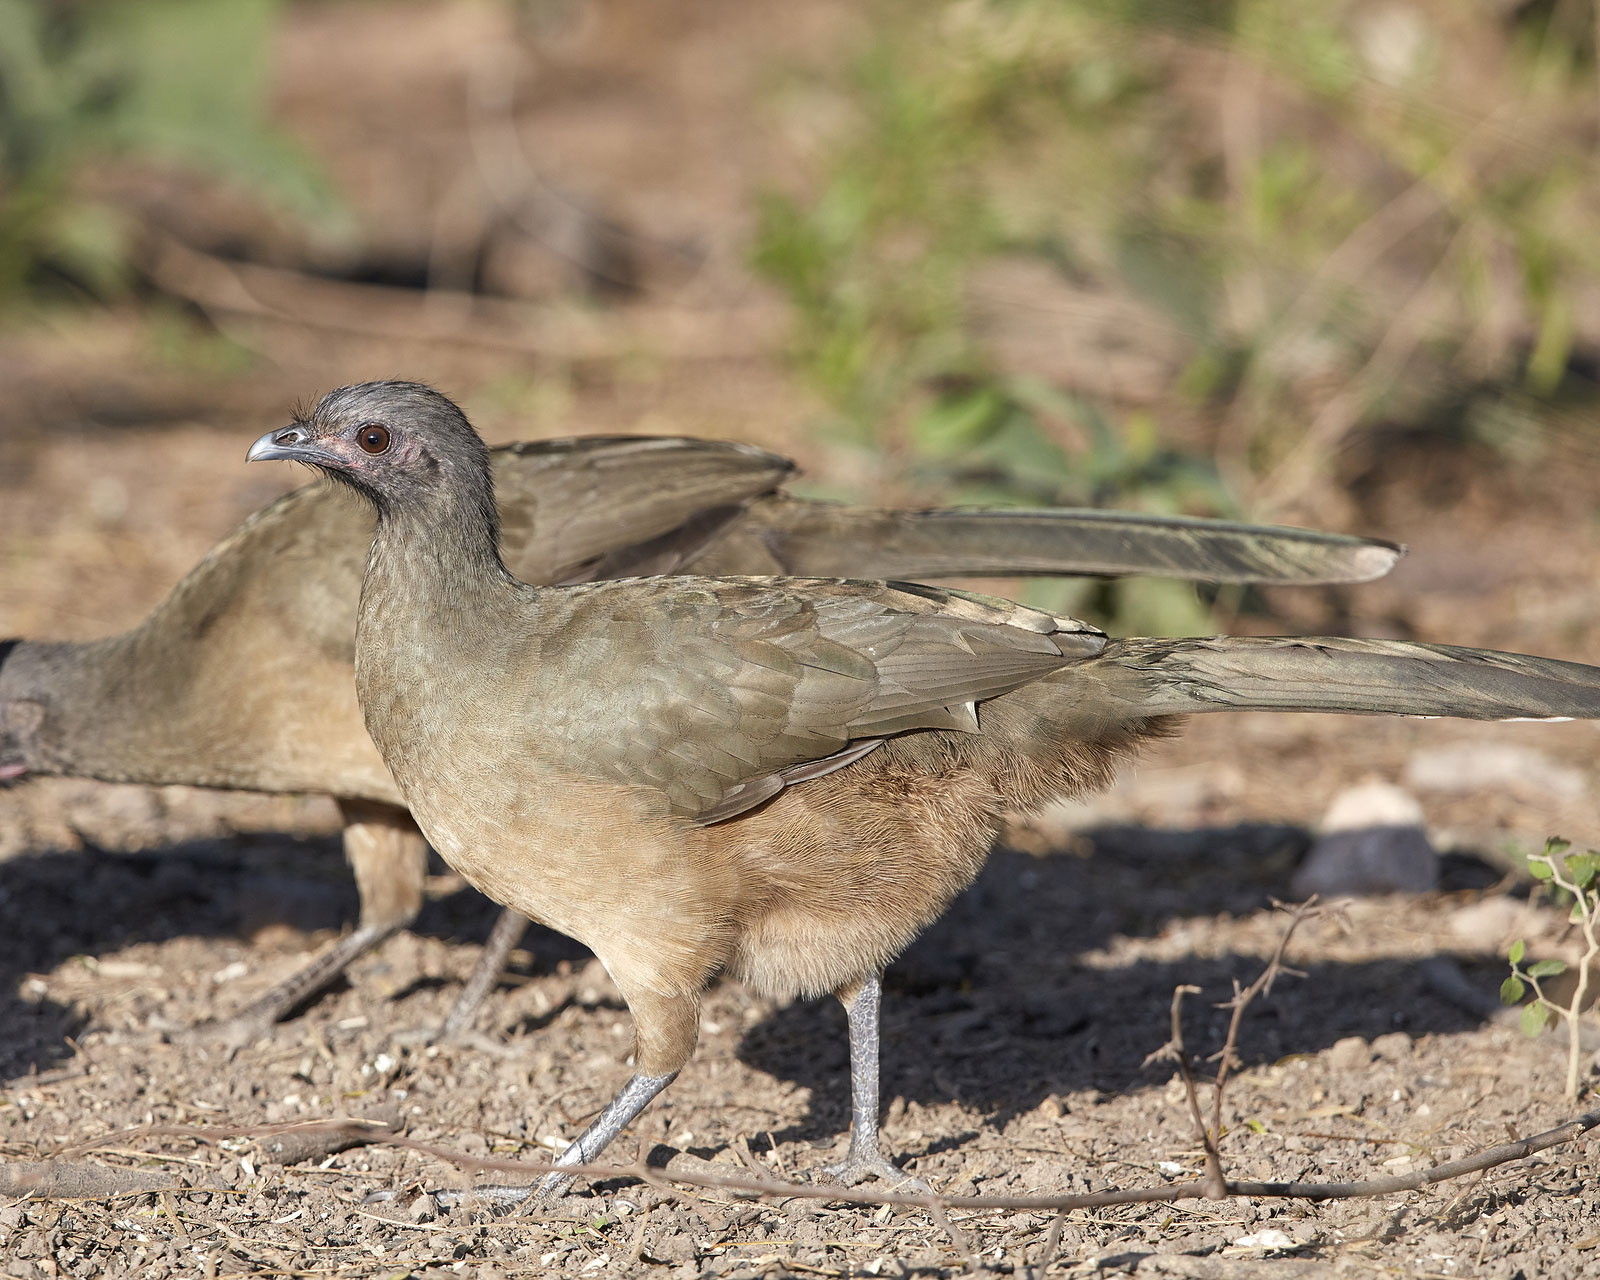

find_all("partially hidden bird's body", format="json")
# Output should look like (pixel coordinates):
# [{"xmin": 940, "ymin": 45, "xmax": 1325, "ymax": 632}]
[{"xmin": 250, "ymin": 382, "xmax": 1600, "ymax": 1197}]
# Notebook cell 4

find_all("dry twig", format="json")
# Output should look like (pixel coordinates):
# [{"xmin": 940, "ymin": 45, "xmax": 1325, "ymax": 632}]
[
  {"xmin": 140, "ymin": 235, "xmax": 780, "ymax": 363},
  {"xmin": 40, "ymin": 1107, "xmax": 1600, "ymax": 1215}
]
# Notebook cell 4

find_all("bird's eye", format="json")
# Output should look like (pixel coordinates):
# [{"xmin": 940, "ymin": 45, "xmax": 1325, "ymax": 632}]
[{"xmin": 357, "ymin": 423, "xmax": 391, "ymax": 454}]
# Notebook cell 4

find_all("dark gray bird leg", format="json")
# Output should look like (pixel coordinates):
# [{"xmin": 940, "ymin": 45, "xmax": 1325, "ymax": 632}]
[
  {"xmin": 823, "ymin": 971, "xmax": 928, "ymax": 1189},
  {"xmin": 198, "ymin": 923, "xmax": 403, "ymax": 1047},
  {"xmin": 196, "ymin": 800, "xmax": 426, "ymax": 1047},
  {"xmin": 394, "ymin": 1070, "xmax": 679, "ymax": 1210},
  {"xmin": 538, "ymin": 1070, "xmax": 679, "ymax": 1198},
  {"xmin": 435, "ymin": 906, "xmax": 529, "ymax": 1041}
]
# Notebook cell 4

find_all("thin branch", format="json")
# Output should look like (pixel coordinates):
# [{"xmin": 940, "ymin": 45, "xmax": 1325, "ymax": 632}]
[
  {"xmin": 139, "ymin": 235, "xmax": 781, "ymax": 363},
  {"xmin": 1142, "ymin": 985, "xmax": 1227, "ymax": 1200},
  {"xmin": 1208, "ymin": 897, "xmax": 1321, "ymax": 1140},
  {"xmin": 42, "ymin": 1108, "xmax": 1600, "ymax": 1214},
  {"xmin": 1142, "ymin": 897, "xmax": 1322, "ymax": 1207}
]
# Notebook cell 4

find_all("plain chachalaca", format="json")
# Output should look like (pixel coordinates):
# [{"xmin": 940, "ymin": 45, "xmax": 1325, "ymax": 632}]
[
  {"xmin": 247, "ymin": 382, "xmax": 1600, "ymax": 1198},
  {"xmin": 0, "ymin": 428, "xmax": 1401, "ymax": 1044}
]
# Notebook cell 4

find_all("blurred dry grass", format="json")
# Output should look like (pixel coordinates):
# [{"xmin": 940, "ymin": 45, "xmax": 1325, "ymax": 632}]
[
  {"xmin": 750, "ymin": 0, "xmax": 1600, "ymax": 515},
  {"xmin": 2, "ymin": 0, "xmax": 1600, "ymax": 635}
]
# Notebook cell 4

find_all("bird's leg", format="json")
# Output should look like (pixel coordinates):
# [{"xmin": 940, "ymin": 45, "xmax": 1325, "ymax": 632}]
[
  {"xmin": 435, "ymin": 906, "xmax": 529, "ymax": 1042},
  {"xmin": 539, "ymin": 1070, "xmax": 678, "ymax": 1198},
  {"xmin": 402, "ymin": 1070, "xmax": 679, "ymax": 1212},
  {"xmin": 383, "ymin": 984, "xmax": 697, "ymax": 1210},
  {"xmin": 195, "ymin": 801, "xmax": 426, "ymax": 1047},
  {"xmin": 531, "ymin": 982, "xmax": 699, "ymax": 1199},
  {"xmin": 823, "ymin": 971, "xmax": 928, "ymax": 1190}
]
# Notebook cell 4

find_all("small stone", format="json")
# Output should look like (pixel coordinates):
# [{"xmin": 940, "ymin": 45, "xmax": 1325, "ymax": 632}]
[
  {"xmin": 406, "ymin": 1193, "xmax": 439, "ymax": 1223},
  {"xmin": 1326, "ymin": 1035, "xmax": 1371, "ymax": 1070},
  {"xmin": 1448, "ymin": 896, "xmax": 1523, "ymax": 951},
  {"xmin": 1292, "ymin": 782, "xmax": 1436, "ymax": 896},
  {"xmin": 651, "ymin": 1230, "xmax": 698, "ymax": 1264},
  {"xmin": 1233, "ymin": 1227, "xmax": 1295, "ymax": 1250},
  {"xmin": 1371, "ymin": 1031, "xmax": 1412, "ymax": 1061}
]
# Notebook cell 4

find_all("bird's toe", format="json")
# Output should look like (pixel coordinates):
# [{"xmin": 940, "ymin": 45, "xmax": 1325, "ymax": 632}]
[{"xmin": 821, "ymin": 1148, "xmax": 929, "ymax": 1193}]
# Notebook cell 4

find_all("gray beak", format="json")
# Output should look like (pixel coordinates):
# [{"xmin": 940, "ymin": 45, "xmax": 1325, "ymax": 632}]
[{"xmin": 247, "ymin": 425, "xmax": 338, "ymax": 467}]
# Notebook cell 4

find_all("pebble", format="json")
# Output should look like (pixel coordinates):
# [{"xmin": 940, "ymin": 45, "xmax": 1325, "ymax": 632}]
[
  {"xmin": 1371, "ymin": 1031, "xmax": 1413, "ymax": 1060},
  {"xmin": 1447, "ymin": 896, "xmax": 1523, "ymax": 951},
  {"xmin": 1292, "ymin": 782, "xmax": 1437, "ymax": 896},
  {"xmin": 1233, "ymin": 1227, "xmax": 1295, "ymax": 1250},
  {"xmin": 1325, "ymin": 1035, "xmax": 1371, "ymax": 1070}
]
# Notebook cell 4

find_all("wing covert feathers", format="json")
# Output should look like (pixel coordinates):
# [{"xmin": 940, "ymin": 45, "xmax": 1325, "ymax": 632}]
[{"xmin": 522, "ymin": 577, "xmax": 1102, "ymax": 823}]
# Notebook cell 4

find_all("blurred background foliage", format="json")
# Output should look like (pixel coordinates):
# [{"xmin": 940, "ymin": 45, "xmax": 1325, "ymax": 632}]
[
  {"xmin": 753, "ymin": 0, "xmax": 1600, "ymax": 498},
  {"xmin": 0, "ymin": 0, "xmax": 335, "ymax": 299},
  {"xmin": 747, "ymin": 0, "xmax": 1600, "ymax": 627},
  {"xmin": 2, "ymin": 0, "xmax": 1598, "ymax": 636}
]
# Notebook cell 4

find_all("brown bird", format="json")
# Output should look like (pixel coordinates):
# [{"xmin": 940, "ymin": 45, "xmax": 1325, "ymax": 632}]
[
  {"xmin": 0, "ymin": 427, "xmax": 1399, "ymax": 1044},
  {"xmin": 248, "ymin": 382, "xmax": 1600, "ymax": 1199}
]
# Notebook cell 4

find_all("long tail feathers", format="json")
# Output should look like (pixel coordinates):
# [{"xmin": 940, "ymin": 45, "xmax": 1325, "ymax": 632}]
[
  {"xmin": 1095, "ymin": 635, "xmax": 1600, "ymax": 722},
  {"xmin": 752, "ymin": 504, "xmax": 1402, "ymax": 586}
]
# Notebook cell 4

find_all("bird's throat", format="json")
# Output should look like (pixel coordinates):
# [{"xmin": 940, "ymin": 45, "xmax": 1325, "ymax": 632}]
[{"xmin": 354, "ymin": 498, "xmax": 529, "ymax": 775}]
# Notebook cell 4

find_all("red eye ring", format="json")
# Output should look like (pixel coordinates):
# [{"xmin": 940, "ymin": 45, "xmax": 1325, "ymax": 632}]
[{"xmin": 357, "ymin": 423, "xmax": 391, "ymax": 454}]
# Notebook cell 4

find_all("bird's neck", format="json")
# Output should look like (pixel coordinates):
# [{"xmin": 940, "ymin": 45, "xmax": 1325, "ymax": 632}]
[
  {"xmin": 353, "ymin": 480, "xmax": 535, "ymax": 822},
  {"xmin": 365, "ymin": 478, "xmax": 518, "ymax": 611},
  {"xmin": 355, "ymin": 479, "xmax": 527, "ymax": 716}
]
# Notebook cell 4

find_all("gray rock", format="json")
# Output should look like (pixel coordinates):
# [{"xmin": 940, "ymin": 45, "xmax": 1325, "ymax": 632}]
[{"xmin": 1292, "ymin": 782, "xmax": 1437, "ymax": 896}]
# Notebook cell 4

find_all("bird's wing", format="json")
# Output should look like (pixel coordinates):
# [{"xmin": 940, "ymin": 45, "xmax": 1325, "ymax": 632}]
[
  {"xmin": 689, "ymin": 496, "xmax": 1403, "ymax": 585},
  {"xmin": 490, "ymin": 438, "xmax": 795, "ymax": 585},
  {"xmin": 520, "ymin": 578, "xmax": 1104, "ymax": 824}
]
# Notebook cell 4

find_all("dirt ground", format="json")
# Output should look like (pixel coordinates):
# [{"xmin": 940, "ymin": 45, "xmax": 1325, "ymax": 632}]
[{"xmin": 3, "ymin": 2, "xmax": 1600, "ymax": 1277}]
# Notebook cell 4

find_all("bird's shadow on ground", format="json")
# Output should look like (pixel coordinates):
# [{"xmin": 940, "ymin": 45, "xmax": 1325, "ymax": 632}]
[
  {"xmin": 741, "ymin": 951, "xmax": 1478, "ymax": 1155},
  {"xmin": 0, "ymin": 828, "xmax": 569, "ymax": 1078},
  {"xmin": 735, "ymin": 825, "xmax": 1503, "ymax": 1149},
  {"xmin": 0, "ymin": 819, "xmax": 1501, "ymax": 1094}
]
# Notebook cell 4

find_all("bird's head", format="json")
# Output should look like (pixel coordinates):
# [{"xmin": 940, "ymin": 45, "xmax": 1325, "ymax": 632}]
[
  {"xmin": 246, "ymin": 382, "xmax": 494, "ymax": 522},
  {"xmin": 0, "ymin": 641, "xmax": 43, "ymax": 784}
]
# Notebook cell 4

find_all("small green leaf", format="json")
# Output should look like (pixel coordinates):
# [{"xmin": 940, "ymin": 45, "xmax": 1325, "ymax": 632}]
[
  {"xmin": 1508, "ymin": 939, "xmax": 1526, "ymax": 965},
  {"xmin": 1545, "ymin": 837, "xmax": 1573, "ymax": 859},
  {"xmin": 1244, "ymin": 1118, "xmax": 1267, "ymax": 1134},
  {"xmin": 1529, "ymin": 858, "xmax": 1555, "ymax": 881},
  {"xmin": 1521, "ymin": 1002, "xmax": 1552, "ymax": 1037},
  {"xmin": 1527, "ymin": 959, "xmax": 1568, "ymax": 979},
  {"xmin": 1566, "ymin": 853, "xmax": 1600, "ymax": 891},
  {"xmin": 1500, "ymin": 975, "xmax": 1526, "ymax": 1005}
]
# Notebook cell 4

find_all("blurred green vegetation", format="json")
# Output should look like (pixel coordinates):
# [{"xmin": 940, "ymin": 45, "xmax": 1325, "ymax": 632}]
[
  {"xmin": 753, "ymin": 0, "xmax": 1600, "ymax": 630},
  {"xmin": 3, "ymin": 0, "xmax": 1596, "ymax": 634},
  {"xmin": 0, "ymin": 0, "xmax": 335, "ymax": 301}
]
